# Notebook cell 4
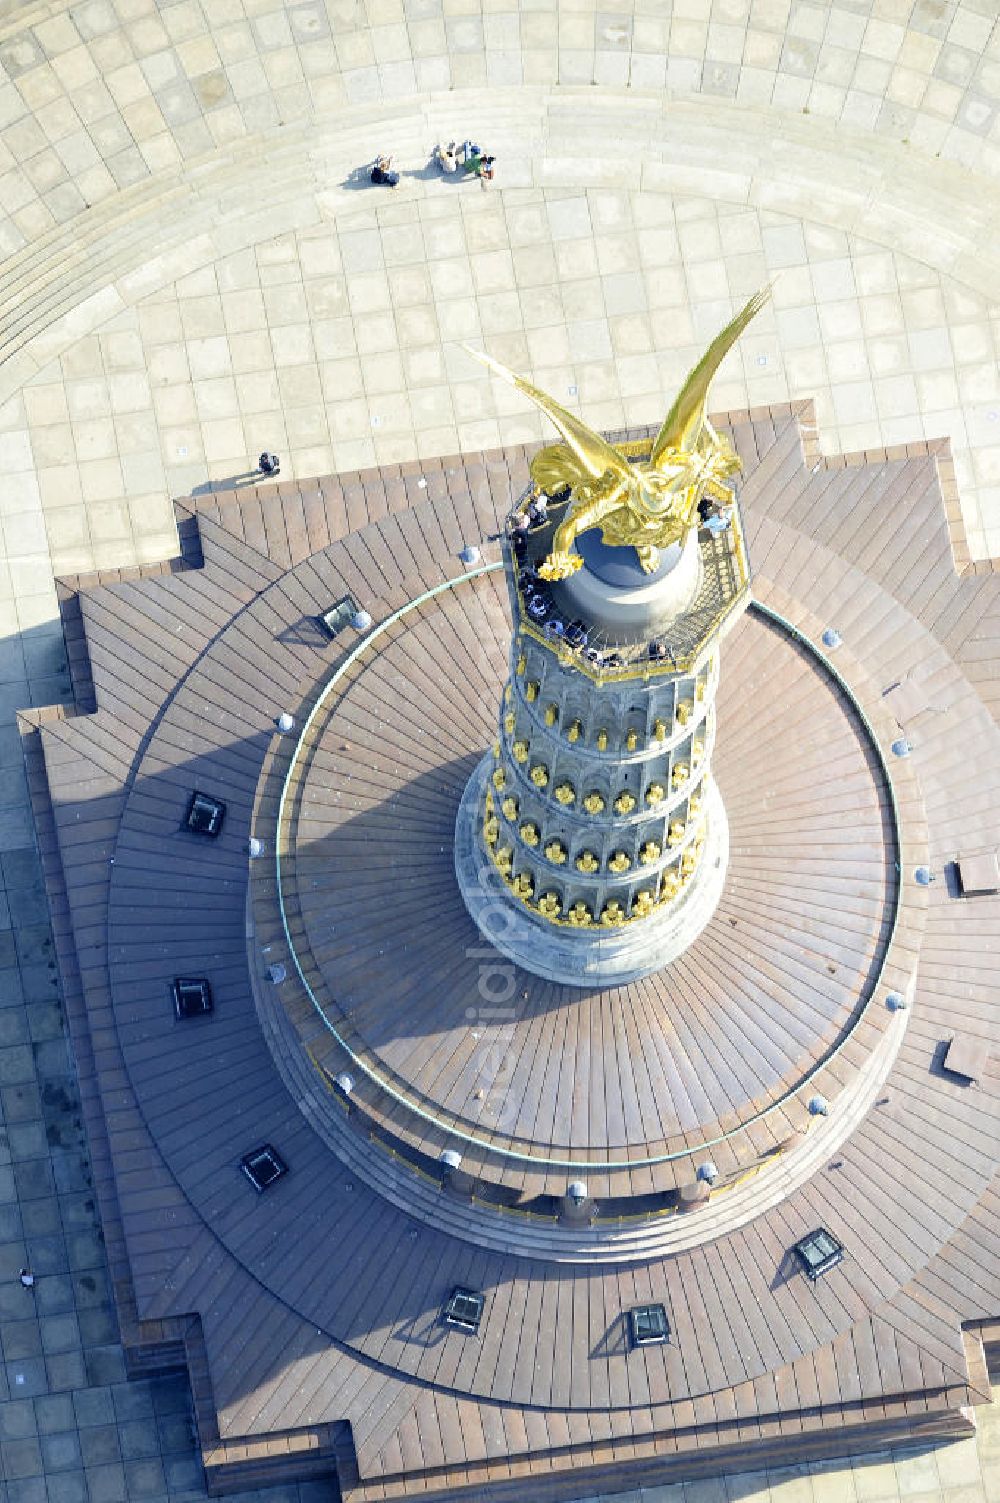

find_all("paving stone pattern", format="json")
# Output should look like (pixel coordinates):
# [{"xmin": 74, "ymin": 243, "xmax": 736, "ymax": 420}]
[
  {"xmin": 7, "ymin": 181, "xmax": 1000, "ymax": 655},
  {"xmin": 3, "ymin": 2, "xmax": 1000, "ymax": 652}
]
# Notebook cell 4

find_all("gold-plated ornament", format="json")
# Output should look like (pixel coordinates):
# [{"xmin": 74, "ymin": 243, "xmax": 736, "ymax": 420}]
[{"xmin": 465, "ymin": 288, "xmax": 769, "ymax": 579}]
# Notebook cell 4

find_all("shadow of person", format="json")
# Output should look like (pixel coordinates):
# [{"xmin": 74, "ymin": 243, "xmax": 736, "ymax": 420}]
[
  {"xmin": 190, "ymin": 470, "xmax": 264, "ymax": 495},
  {"xmin": 338, "ymin": 165, "xmax": 384, "ymax": 191},
  {"xmin": 403, "ymin": 159, "xmax": 446, "ymax": 181}
]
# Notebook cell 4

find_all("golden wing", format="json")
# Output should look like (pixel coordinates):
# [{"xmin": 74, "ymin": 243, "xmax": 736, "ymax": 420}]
[
  {"xmin": 463, "ymin": 346, "xmax": 631, "ymax": 487},
  {"xmin": 530, "ymin": 443, "xmax": 593, "ymax": 495},
  {"xmin": 651, "ymin": 286, "xmax": 772, "ymax": 464}
]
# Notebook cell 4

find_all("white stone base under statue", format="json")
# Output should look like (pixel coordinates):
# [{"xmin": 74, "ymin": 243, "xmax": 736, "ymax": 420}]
[{"xmin": 455, "ymin": 756, "xmax": 729, "ymax": 988}]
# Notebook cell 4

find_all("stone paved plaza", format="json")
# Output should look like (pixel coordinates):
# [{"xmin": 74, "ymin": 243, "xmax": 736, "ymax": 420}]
[{"xmin": 2, "ymin": 0, "xmax": 1000, "ymax": 1500}]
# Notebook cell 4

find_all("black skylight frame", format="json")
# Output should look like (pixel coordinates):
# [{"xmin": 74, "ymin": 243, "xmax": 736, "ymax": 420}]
[
  {"xmin": 240, "ymin": 1145, "xmax": 288, "ymax": 1192},
  {"xmin": 319, "ymin": 595, "xmax": 359, "ymax": 639},
  {"xmin": 172, "ymin": 977, "xmax": 213, "ymax": 1019},
  {"xmin": 185, "ymin": 791, "xmax": 226, "ymax": 837},
  {"xmin": 442, "ymin": 1287, "xmax": 484, "ymax": 1333},
  {"xmin": 793, "ymin": 1227, "xmax": 844, "ymax": 1281},
  {"xmin": 629, "ymin": 1303, "xmax": 670, "ymax": 1346}
]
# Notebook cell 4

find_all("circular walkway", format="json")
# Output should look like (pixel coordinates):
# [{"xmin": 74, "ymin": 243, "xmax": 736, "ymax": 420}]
[
  {"xmin": 278, "ymin": 575, "xmax": 897, "ymax": 1175},
  {"xmin": 2, "ymin": 3, "xmax": 1000, "ymax": 661}
]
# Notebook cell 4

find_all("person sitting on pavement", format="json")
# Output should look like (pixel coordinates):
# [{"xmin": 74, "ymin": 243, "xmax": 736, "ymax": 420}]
[
  {"xmin": 436, "ymin": 141, "xmax": 459, "ymax": 173},
  {"xmin": 464, "ymin": 151, "xmax": 496, "ymax": 185},
  {"xmin": 370, "ymin": 155, "xmax": 400, "ymax": 187}
]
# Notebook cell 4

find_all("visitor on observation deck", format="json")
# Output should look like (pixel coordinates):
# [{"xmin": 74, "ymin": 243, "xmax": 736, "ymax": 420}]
[
  {"xmin": 370, "ymin": 155, "xmax": 400, "ymax": 187},
  {"xmin": 698, "ymin": 495, "xmax": 731, "ymax": 534},
  {"xmin": 704, "ymin": 506, "xmax": 732, "ymax": 535}
]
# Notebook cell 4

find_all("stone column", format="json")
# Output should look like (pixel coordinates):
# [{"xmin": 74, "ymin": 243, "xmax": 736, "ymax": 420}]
[{"xmin": 455, "ymin": 515, "xmax": 744, "ymax": 987}]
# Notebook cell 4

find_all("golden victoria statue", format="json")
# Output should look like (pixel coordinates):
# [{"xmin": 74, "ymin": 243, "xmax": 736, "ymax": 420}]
[{"xmin": 466, "ymin": 287, "xmax": 770, "ymax": 580}]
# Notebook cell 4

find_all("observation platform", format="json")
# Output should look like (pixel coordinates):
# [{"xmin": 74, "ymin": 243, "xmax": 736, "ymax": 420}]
[
  {"xmin": 263, "ymin": 552, "xmax": 901, "ymax": 1255},
  {"xmin": 22, "ymin": 406, "xmax": 1000, "ymax": 1500},
  {"xmin": 506, "ymin": 446, "xmax": 750, "ymax": 682}
]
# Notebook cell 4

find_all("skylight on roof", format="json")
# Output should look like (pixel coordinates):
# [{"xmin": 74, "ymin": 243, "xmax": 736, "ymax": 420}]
[
  {"xmin": 793, "ymin": 1228, "xmax": 844, "ymax": 1281},
  {"xmin": 241, "ymin": 1145, "xmax": 287, "ymax": 1192},
  {"xmin": 442, "ymin": 1287, "xmax": 484, "ymax": 1334},
  {"xmin": 185, "ymin": 791, "xmax": 226, "ymax": 837},
  {"xmin": 629, "ymin": 1303, "xmax": 670, "ymax": 1346},
  {"xmin": 172, "ymin": 977, "xmax": 213, "ymax": 1019}
]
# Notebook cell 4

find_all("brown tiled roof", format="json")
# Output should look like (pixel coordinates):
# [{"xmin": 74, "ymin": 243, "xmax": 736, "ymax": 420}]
[{"xmin": 22, "ymin": 406, "xmax": 1000, "ymax": 1500}]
